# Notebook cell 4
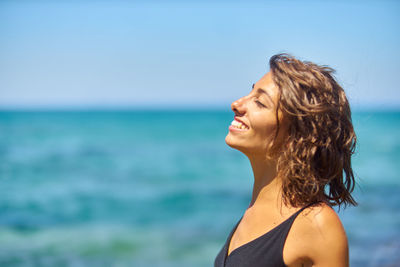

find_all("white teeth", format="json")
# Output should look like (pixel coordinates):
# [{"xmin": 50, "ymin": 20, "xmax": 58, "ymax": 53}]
[{"xmin": 230, "ymin": 120, "xmax": 249, "ymax": 130}]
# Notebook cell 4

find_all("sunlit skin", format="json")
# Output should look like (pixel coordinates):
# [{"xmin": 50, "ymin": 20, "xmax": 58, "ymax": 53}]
[{"xmin": 224, "ymin": 72, "xmax": 349, "ymax": 267}]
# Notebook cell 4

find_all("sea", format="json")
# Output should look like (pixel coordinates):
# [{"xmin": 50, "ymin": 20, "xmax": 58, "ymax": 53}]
[{"xmin": 0, "ymin": 109, "xmax": 399, "ymax": 267}]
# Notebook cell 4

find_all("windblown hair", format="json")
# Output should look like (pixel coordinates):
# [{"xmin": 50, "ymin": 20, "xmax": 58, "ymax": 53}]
[{"xmin": 269, "ymin": 53, "xmax": 357, "ymax": 208}]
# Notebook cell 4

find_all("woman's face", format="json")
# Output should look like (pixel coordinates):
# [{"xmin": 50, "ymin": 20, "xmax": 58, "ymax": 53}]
[{"xmin": 225, "ymin": 71, "xmax": 286, "ymax": 158}]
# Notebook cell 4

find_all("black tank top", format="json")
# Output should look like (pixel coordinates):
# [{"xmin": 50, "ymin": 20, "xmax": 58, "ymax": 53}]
[{"xmin": 214, "ymin": 203, "xmax": 316, "ymax": 267}]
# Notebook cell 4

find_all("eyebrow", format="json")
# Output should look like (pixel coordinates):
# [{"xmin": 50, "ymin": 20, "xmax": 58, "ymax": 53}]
[{"xmin": 252, "ymin": 83, "xmax": 274, "ymax": 105}]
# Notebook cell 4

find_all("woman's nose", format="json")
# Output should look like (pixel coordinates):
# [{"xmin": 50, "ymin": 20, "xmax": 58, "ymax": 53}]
[{"xmin": 231, "ymin": 96, "xmax": 246, "ymax": 115}]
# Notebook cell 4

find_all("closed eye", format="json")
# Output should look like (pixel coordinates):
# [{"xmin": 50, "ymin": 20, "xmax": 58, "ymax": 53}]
[{"xmin": 255, "ymin": 99, "xmax": 266, "ymax": 108}]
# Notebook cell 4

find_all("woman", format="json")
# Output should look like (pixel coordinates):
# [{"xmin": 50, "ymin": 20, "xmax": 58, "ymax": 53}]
[{"xmin": 214, "ymin": 53, "xmax": 357, "ymax": 267}]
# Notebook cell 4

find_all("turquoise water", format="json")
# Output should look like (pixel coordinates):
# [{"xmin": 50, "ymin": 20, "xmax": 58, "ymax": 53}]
[{"xmin": 0, "ymin": 110, "xmax": 399, "ymax": 267}]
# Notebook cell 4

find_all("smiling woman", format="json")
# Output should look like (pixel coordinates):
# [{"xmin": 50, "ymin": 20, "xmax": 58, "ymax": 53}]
[{"xmin": 215, "ymin": 53, "xmax": 357, "ymax": 267}]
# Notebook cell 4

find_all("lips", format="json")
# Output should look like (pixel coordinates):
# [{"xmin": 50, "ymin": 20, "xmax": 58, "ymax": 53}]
[
  {"xmin": 229, "ymin": 117, "xmax": 250, "ymax": 130},
  {"xmin": 234, "ymin": 117, "xmax": 249, "ymax": 129}
]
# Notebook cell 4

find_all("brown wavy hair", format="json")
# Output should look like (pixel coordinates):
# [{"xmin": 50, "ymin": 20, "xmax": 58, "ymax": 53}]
[{"xmin": 268, "ymin": 53, "xmax": 357, "ymax": 208}]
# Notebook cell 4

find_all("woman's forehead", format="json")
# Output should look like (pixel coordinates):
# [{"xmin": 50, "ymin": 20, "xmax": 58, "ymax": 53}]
[{"xmin": 254, "ymin": 72, "xmax": 280, "ymax": 100}]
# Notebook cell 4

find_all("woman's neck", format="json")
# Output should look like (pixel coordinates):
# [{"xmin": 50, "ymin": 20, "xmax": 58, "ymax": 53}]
[{"xmin": 247, "ymin": 154, "xmax": 283, "ymax": 209}]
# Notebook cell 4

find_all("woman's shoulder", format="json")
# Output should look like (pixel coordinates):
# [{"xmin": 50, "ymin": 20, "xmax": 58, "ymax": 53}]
[
  {"xmin": 299, "ymin": 202, "xmax": 346, "ymax": 235},
  {"xmin": 283, "ymin": 202, "xmax": 349, "ymax": 266}
]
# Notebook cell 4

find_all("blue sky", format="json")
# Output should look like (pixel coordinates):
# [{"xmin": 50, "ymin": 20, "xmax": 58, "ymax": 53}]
[{"xmin": 0, "ymin": 0, "xmax": 399, "ymax": 109}]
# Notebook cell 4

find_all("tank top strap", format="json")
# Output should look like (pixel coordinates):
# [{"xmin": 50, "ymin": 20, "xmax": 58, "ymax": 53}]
[
  {"xmin": 289, "ymin": 201, "xmax": 319, "ymax": 220},
  {"xmin": 278, "ymin": 201, "xmax": 320, "ymax": 244}
]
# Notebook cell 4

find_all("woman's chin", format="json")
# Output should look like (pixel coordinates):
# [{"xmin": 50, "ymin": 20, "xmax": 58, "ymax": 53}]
[
  {"xmin": 225, "ymin": 134, "xmax": 266, "ymax": 157},
  {"xmin": 225, "ymin": 135, "xmax": 245, "ymax": 151},
  {"xmin": 225, "ymin": 134, "xmax": 235, "ymax": 147}
]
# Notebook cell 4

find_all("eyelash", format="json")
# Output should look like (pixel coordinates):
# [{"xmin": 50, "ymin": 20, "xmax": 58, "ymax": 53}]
[{"xmin": 255, "ymin": 99, "xmax": 266, "ymax": 108}]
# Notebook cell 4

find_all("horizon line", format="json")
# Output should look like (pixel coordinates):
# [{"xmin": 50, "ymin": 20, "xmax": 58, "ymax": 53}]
[{"xmin": 0, "ymin": 103, "xmax": 399, "ymax": 112}]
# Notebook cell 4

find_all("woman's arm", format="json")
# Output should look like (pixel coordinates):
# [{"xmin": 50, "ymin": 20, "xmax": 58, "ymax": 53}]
[
  {"xmin": 301, "ymin": 204, "xmax": 349, "ymax": 267},
  {"xmin": 284, "ymin": 203, "xmax": 349, "ymax": 267}
]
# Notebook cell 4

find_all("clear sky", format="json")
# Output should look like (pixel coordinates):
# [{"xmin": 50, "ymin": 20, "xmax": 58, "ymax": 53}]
[{"xmin": 0, "ymin": 0, "xmax": 399, "ymax": 110}]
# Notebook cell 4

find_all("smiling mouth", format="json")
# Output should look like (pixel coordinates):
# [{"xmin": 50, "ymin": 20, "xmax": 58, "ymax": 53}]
[{"xmin": 230, "ymin": 119, "xmax": 249, "ymax": 130}]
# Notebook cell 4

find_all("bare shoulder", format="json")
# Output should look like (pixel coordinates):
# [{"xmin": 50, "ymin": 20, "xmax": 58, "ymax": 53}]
[
  {"xmin": 283, "ymin": 202, "xmax": 349, "ymax": 267},
  {"xmin": 301, "ymin": 202, "xmax": 346, "ymax": 237}
]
